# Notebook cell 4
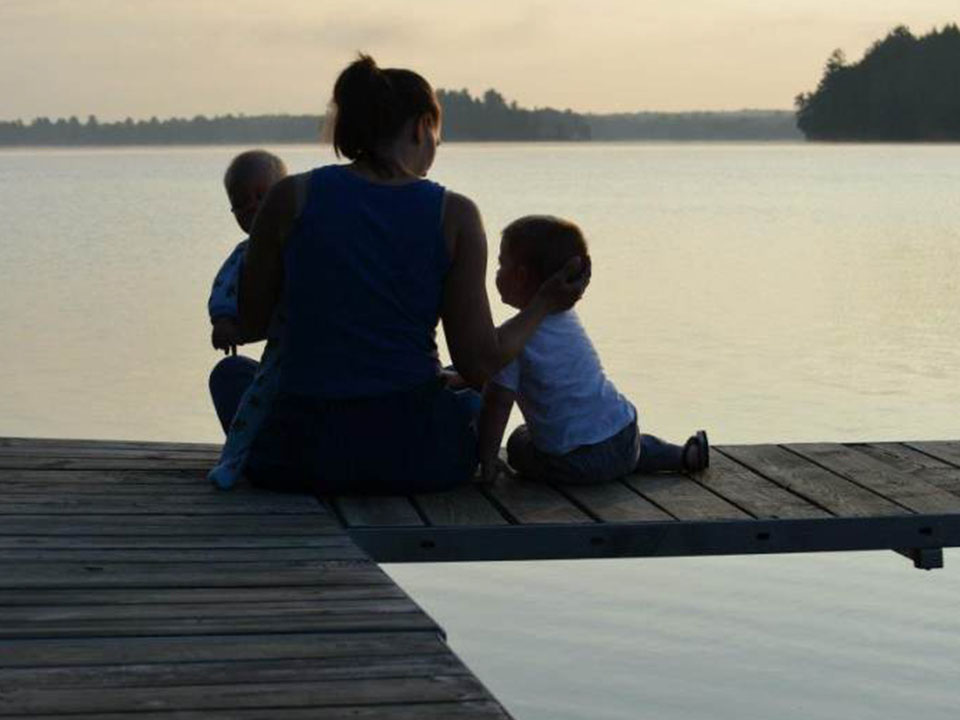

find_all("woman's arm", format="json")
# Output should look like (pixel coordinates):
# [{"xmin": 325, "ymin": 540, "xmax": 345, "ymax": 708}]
[
  {"xmin": 477, "ymin": 382, "xmax": 515, "ymax": 484},
  {"xmin": 238, "ymin": 175, "xmax": 303, "ymax": 342},
  {"xmin": 440, "ymin": 191, "xmax": 588, "ymax": 387}
]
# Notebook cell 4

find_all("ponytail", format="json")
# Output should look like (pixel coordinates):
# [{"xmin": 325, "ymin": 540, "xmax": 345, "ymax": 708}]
[{"xmin": 331, "ymin": 54, "xmax": 440, "ymax": 169}]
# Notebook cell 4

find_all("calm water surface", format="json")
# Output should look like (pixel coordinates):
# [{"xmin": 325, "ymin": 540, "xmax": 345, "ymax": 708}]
[{"xmin": 2, "ymin": 143, "xmax": 960, "ymax": 719}]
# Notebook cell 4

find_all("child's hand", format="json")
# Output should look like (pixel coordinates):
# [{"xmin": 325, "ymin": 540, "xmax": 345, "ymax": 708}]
[{"xmin": 211, "ymin": 317, "xmax": 240, "ymax": 355}]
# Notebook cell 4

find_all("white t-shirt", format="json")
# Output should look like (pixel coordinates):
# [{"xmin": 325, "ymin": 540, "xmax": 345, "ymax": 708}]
[{"xmin": 493, "ymin": 310, "xmax": 636, "ymax": 455}]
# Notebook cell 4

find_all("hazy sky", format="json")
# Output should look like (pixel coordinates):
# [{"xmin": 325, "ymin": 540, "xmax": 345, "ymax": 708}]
[{"xmin": 1, "ymin": 0, "xmax": 957, "ymax": 120}]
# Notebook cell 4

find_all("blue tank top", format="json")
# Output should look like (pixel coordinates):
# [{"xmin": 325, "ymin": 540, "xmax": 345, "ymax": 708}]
[{"xmin": 280, "ymin": 164, "xmax": 449, "ymax": 398}]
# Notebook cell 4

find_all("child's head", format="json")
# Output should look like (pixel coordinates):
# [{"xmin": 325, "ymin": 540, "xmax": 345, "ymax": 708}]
[
  {"xmin": 223, "ymin": 150, "xmax": 288, "ymax": 233},
  {"xmin": 496, "ymin": 215, "xmax": 590, "ymax": 309}
]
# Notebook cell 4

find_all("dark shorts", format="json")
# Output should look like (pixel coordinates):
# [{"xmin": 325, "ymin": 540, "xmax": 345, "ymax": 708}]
[{"xmin": 246, "ymin": 380, "xmax": 481, "ymax": 495}]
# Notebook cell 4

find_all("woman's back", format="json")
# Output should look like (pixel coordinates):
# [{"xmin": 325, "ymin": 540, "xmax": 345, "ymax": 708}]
[{"xmin": 282, "ymin": 164, "xmax": 448, "ymax": 398}]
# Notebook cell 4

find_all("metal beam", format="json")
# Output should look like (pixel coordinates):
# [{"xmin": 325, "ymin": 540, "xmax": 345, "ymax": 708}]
[{"xmin": 348, "ymin": 514, "xmax": 960, "ymax": 565}]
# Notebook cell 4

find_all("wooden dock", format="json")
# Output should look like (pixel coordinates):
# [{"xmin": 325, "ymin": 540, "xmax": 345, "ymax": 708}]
[
  {"xmin": 3, "ymin": 436, "xmax": 960, "ymax": 716},
  {"xmin": 0, "ymin": 437, "xmax": 510, "ymax": 718}
]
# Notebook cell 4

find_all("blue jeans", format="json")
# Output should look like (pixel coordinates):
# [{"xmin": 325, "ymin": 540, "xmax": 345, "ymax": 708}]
[
  {"xmin": 208, "ymin": 355, "xmax": 259, "ymax": 434},
  {"xmin": 506, "ymin": 420, "xmax": 684, "ymax": 484},
  {"xmin": 246, "ymin": 380, "xmax": 482, "ymax": 495}
]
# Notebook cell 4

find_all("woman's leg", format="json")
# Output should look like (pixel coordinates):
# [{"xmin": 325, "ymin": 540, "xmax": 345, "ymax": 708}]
[{"xmin": 208, "ymin": 355, "xmax": 259, "ymax": 434}]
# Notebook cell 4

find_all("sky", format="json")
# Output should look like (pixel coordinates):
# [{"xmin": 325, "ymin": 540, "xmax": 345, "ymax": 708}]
[{"xmin": 1, "ymin": 0, "xmax": 957, "ymax": 120}]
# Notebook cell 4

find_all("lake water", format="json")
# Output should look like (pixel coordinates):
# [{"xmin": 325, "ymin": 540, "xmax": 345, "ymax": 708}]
[{"xmin": 2, "ymin": 142, "xmax": 960, "ymax": 718}]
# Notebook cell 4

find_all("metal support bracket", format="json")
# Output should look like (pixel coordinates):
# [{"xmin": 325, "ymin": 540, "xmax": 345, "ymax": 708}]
[{"xmin": 895, "ymin": 547, "xmax": 944, "ymax": 570}]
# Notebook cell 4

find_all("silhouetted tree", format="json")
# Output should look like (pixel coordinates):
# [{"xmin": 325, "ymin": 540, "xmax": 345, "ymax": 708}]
[{"xmin": 796, "ymin": 24, "xmax": 960, "ymax": 140}]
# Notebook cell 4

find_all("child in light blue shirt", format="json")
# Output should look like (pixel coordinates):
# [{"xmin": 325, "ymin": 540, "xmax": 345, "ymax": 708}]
[
  {"xmin": 206, "ymin": 150, "xmax": 287, "ymax": 490},
  {"xmin": 478, "ymin": 215, "xmax": 709, "ymax": 485}
]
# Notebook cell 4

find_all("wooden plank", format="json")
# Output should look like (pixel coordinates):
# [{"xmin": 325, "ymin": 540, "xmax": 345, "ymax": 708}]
[
  {"xmin": 0, "ymin": 654, "xmax": 468, "ymax": 690},
  {"xmin": 0, "ymin": 598, "xmax": 420, "ymax": 624},
  {"xmin": 0, "ymin": 456, "xmax": 218, "ymax": 470},
  {"xmin": 0, "ymin": 611, "xmax": 435, "ymax": 640},
  {"xmin": 486, "ymin": 479, "xmax": 591, "ymax": 524},
  {"xmin": 905, "ymin": 440, "xmax": 960, "ymax": 468},
  {"xmin": 0, "ymin": 702, "xmax": 512, "ymax": 719},
  {"xmin": 625, "ymin": 472, "xmax": 749, "ymax": 521},
  {"xmin": 0, "ymin": 561, "xmax": 392, "ymax": 589},
  {"xmin": 0, "ymin": 546, "xmax": 369, "ymax": 563},
  {"xmin": 335, "ymin": 496, "xmax": 424, "ymax": 527},
  {"xmin": 0, "ymin": 496, "xmax": 323, "ymax": 516},
  {"xmin": 699, "ymin": 452, "xmax": 832, "ymax": 519},
  {"xmin": 0, "ymin": 436, "xmax": 220, "ymax": 453},
  {"xmin": 0, "ymin": 675, "xmax": 490, "ymax": 714},
  {"xmin": 0, "ymin": 631, "xmax": 448, "ymax": 668},
  {"xmin": 415, "ymin": 485, "xmax": 508, "ymax": 526},
  {"xmin": 0, "ymin": 447, "xmax": 220, "ymax": 461},
  {"xmin": 0, "ymin": 535, "xmax": 356, "ymax": 550},
  {"xmin": 0, "ymin": 468, "xmax": 208, "ymax": 485},
  {"xmin": 0, "ymin": 586, "xmax": 407, "ymax": 607},
  {"xmin": 0, "ymin": 514, "xmax": 343, "ymax": 536},
  {"xmin": 719, "ymin": 444, "xmax": 906, "ymax": 517},
  {"xmin": 786, "ymin": 443, "xmax": 960, "ymax": 514},
  {"xmin": 559, "ymin": 481, "xmax": 673, "ymax": 523},
  {"xmin": 856, "ymin": 442, "xmax": 960, "ymax": 496}
]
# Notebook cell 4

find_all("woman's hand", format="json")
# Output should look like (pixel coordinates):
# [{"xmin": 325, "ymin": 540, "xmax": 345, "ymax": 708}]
[{"xmin": 534, "ymin": 255, "xmax": 591, "ymax": 313}]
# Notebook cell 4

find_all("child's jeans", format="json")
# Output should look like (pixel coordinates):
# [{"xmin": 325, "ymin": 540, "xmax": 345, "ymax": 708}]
[{"xmin": 506, "ymin": 420, "xmax": 684, "ymax": 485}]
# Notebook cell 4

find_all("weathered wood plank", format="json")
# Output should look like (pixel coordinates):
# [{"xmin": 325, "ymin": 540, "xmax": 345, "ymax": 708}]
[
  {"xmin": 0, "ymin": 456, "xmax": 218, "ymax": 470},
  {"xmin": 625, "ymin": 472, "xmax": 749, "ymax": 520},
  {"xmin": 0, "ymin": 437, "xmax": 220, "ymax": 453},
  {"xmin": 856, "ymin": 442, "xmax": 960, "ymax": 496},
  {"xmin": 0, "ymin": 654, "xmax": 468, "ymax": 690},
  {"xmin": 0, "ymin": 701, "xmax": 510, "ymax": 720},
  {"xmin": 0, "ymin": 585, "xmax": 407, "ymax": 607},
  {"xmin": 0, "ymin": 561, "xmax": 391, "ymax": 589},
  {"xmin": 0, "ymin": 535, "xmax": 355, "ymax": 551},
  {"xmin": 786, "ymin": 443, "xmax": 960, "ymax": 514},
  {"xmin": 0, "ymin": 610, "xmax": 435, "ymax": 639},
  {"xmin": 0, "ymin": 468, "xmax": 208, "ymax": 485},
  {"xmin": 0, "ymin": 546, "xmax": 369, "ymax": 563},
  {"xmin": 559, "ymin": 481, "xmax": 673, "ymax": 523},
  {"xmin": 0, "ymin": 514, "xmax": 342, "ymax": 536},
  {"xmin": 698, "ymin": 452, "xmax": 829, "ymax": 519},
  {"xmin": 0, "ymin": 598, "xmax": 419, "ymax": 623},
  {"xmin": 0, "ymin": 675, "xmax": 489, "ymax": 714},
  {"xmin": 486, "ymin": 479, "xmax": 591, "ymax": 524},
  {"xmin": 719, "ymin": 445, "xmax": 905, "ymax": 517},
  {"xmin": 905, "ymin": 440, "xmax": 960, "ymax": 469},
  {"xmin": 0, "ymin": 631, "xmax": 449, "ymax": 668},
  {"xmin": 415, "ymin": 485, "xmax": 508, "ymax": 526},
  {"xmin": 334, "ymin": 496, "xmax": 424, "ymax": 527},
  {"xmin": 0, "ymin": 495, "xmax": 322, "ymax": 516}
]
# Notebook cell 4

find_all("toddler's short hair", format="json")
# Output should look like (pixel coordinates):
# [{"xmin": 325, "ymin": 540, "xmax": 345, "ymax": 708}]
[
  {"xmin": 223, "ymin": 150, "xmax": 287, "ymax": 191},
  {"xmin": 502, "ymin": 215, "xmax": 590, "ymax": 283}
]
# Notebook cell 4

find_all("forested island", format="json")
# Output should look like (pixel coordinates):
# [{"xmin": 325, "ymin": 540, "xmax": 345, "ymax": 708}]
[
  {"xmin": 796, "ymin": 24, "xmax": 960, "ymax": 140},
  {"xmin": 0, "ymin": 89, "xmax": 799, "ymax": 146}
]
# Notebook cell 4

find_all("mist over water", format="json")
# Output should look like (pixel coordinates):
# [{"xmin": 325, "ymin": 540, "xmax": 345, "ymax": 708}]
[{"xmin": 2, "ymin": 143, "xmax": 960, "ymax": 719}]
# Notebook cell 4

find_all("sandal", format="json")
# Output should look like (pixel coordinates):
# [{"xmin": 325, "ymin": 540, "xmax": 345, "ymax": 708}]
[{"xmin": 682, "ymin": 430, "xmax": 710, "ymax": 472}]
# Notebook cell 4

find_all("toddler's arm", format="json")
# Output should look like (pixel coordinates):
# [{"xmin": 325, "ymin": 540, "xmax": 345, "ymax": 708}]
[
  {"xmin": 477, "ymin": 382, "xmax": 515, "ymax": 484},
  {"xmin": 208, "ymin": 241, "xmax": 248, "ymax": 352}
]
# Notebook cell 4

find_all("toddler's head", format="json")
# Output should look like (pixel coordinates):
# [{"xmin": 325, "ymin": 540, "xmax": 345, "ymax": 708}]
[
  {"xmin": 223, "ymin": 150, "xmax": 288, "ymax": 233},
  {"xmin": 496, "ymin": 215, "xmax": 590, "ymax": 309}
]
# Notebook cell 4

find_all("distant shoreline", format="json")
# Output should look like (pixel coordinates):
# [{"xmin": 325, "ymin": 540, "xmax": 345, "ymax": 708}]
[{"xmin": 0, "ymin": 96, "xmax": 802, "ymax": 146}]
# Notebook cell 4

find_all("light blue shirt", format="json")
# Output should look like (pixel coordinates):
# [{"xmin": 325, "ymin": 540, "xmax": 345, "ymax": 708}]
[{"xmin": 493, "ymin": 310, "xmax": 636, "ymax": 455}]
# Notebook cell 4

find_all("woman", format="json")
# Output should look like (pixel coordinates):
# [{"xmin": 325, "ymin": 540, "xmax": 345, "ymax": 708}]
[{"xmin": 238, "ymin": 55, "xmax": 586, "ymax": 494}]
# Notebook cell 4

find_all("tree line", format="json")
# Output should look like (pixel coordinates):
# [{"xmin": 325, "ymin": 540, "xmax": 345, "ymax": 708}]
[
  {"xmin": 0, "ymin": 89, "xmax": 799, "ymax": 146},
  {"xmin": 796, "ymin": 24, "xmax": 960, "ymax": 140}
]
